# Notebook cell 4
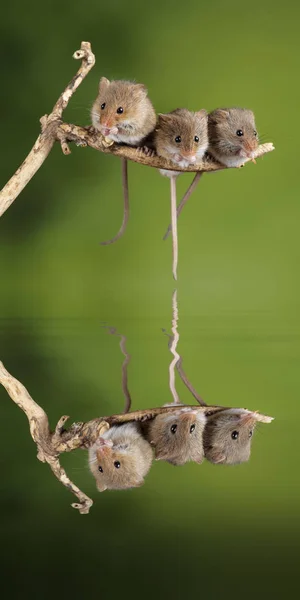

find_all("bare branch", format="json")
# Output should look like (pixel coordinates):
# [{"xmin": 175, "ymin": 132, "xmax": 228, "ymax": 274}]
[
  {"xmin": 58, "ymin": 124, "xmax": 275, "ymax": 171},
  {"xmin": 0, "ymin": 41, "xmax": 95, "ymax": 218}
]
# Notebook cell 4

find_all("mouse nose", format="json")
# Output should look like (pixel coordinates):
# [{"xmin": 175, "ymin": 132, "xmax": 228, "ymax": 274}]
[{"xmin": 182, "ymin": 152, "xmax": 196, "ymax": 163}]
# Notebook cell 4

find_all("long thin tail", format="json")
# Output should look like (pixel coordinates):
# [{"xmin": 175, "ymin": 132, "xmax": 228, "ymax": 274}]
[
  {"xmin": 100, "ymin": 158, "xmax": 129, "ymax": 245},
  {"xmin": 103, "ymin": 325, "xmax": 132, "ymax": 413},
  {"xmin": 163, "ymin": 172, "xmax": 203, "ymax": 241},
  {"xmin": 162, "ymin": 329, "xmax": 207, "ymax": 406},
  {"xmin": 169, "ymin": 290, "xmax": 180, "ymax": 403},
  {"xmin": 170, "ymin": 175, "xmax": 178, "ymax": 281}
]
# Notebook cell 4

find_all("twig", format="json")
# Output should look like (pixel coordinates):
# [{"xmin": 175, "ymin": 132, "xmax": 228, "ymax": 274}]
[
  {"xmin": 0, "ymin": 41, "xmax": 95, "ymax": 218},
  {"xmin": 163, "ymin": 172, "xmax": 203, "ymax": 240}
]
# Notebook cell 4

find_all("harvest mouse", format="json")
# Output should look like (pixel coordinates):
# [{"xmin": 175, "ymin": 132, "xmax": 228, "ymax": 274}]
[
  {"xmin": 91, "ymin": 77, "xmax": 156, "ymax": 245},
  {"xmin": 162, "ymin": 107, "xmax": 259, "ymax": 240},
  {"xmin": 89, "ymin": 422, "xmax": 153, "ymax": 491},
  {"xmin": 155, "ymin": 108, "xmax": 208, "ymax": 279},
  {"xmin": 203, "ymin": 408, "xmax": 273, "ymax": 465},
  {"xmin": 144, "ymin": 407, "xmax": 206, "ymax": 466},
  {"xmin": 208, "ymin": 107, "xmax": 259, "ymax": 168}
]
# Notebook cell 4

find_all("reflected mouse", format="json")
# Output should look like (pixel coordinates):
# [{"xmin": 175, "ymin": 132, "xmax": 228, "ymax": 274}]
[
  {"xmin": 203, "ymin": 408, "xmax": 273, "ymax": 465},
  {"xmin": 144, "ymin": 407, "xmax": 206, "ymax": 466},
  {"xmin": 89, "ymin": 422, "xmax": 153, "ymax": 491}
]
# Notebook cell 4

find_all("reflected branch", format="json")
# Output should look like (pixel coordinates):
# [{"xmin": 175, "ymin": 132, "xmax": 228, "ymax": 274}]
[{"xmin": 0, "ymin": 360, "xmax": 273, "ymax": 513}]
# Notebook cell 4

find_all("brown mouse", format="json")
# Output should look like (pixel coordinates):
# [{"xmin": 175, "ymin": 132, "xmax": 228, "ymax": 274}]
[
  {"xmin": 203, "ymin": 408, "xmax": 273, "ymax": 465},
  {"xmin": 154, "ymin": 108, "xmax": 208, "ymax": 279},
  {"xmin": 91, "ymin": 77, "xmax": 157, "ymax": 244},
  {"xmin": 88, "ymin": 422, "xmax": 153, "ymax": 491},
  {"xmin": 208, "ymin": 107, "xmax": 259, "ymax": 168},
  {"xmin": 144, "ymin": 407, "xmax": 206, "ymax": 466}
]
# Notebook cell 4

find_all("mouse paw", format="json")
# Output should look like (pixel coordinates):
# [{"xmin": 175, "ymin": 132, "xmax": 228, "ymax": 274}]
[{"xmin": 138, "ymin": 145, "xmax": 156, "ymax": 157}]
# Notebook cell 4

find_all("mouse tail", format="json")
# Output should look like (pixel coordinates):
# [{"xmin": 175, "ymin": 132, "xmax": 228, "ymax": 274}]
[
  {"xmin": 170, "ymin": 175, "xmax": 178, "ymax": 281},
  {"xmin": 100, "ymin": 158, "xmax": 129, "ymax": 245},
  {"xmin": 163, "ymin": 172, "xmax": 203, "ymax": 241}
]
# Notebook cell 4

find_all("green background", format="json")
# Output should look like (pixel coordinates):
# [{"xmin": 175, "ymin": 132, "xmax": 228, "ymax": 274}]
[{"xmin": 1, "ymin": 0, "xmax": 299, "ymax": 597}]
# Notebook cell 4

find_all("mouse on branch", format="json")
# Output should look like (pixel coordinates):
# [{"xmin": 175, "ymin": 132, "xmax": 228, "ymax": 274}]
[
  {"xmin": 203, "ymin": 408, "xmax": 273, "ymax": 465},
  {"xmin": 154, "ymin": 108, "xmax": 208, "ymax": 279},
  {"xmin": 89, "ymin": 422, "xmax": 153, "ymax": 491},
  {"xmin": 208, "ymin": 107, "xmax": 259, "ymax": 167},
  {"xmin": 91, "ymin": 77, "xmax": 156, "ymax": 245},
  {"xmin": 162, "ymin": 107, "xmax": 260, "ymax": 240}
]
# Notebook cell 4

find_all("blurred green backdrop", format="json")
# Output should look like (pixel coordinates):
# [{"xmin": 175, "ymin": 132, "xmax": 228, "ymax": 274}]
[{"xmin": 1, "ymin": 0, "xmax": 299, "ymax": 598}]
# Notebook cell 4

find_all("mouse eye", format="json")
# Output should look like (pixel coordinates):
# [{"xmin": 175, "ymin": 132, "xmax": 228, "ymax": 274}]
[
  {"xmin": 175, "ymin": 136, "xmax": 181, "ymax": 143},
  {"xmin": 170, "ymin": 424, "xmax": 177, "ymax": 434},
  {"xmin": 249, "ymin": 430, "xmax": 253, "ymax": 438},
  {"xmin": 98, "ymin": 466, "xmax": 103, "ymax": 473},
  {"xmin": 194, "ymin": 136, "xmax": 199, "ymax": 143},
  {"xmin": 253, "ymin": 130, "xmax": 257, "ymax": 136},
  {"xmin": 231, "ymin": 430, "xmax": 239, "ymax": 440},
  {"xmin": 114, "ymin": 461, "xmax": 121, "ymax": 469},
  {"xmin": 100, "ymin": 103, "xmax": 106, "ymax": 110},
  {"xmin": 116, "ymin": 107, "xmax": 124, "ymax": 114},
  {"xmin": 190, "ymin": 424, "xmax": 196, "ymax": 433},
  {"xmin": 236, "ymin": 129, "xmax": 243, "ymax": 137}
]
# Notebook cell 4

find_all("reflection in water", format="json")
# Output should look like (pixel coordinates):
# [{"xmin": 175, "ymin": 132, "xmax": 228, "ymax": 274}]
[
  {"xmin": 163, "ymin": 290, "xmax": 206, "ymax": 406},
  {"xmin": 168, "ymin": 290, "xmax": 180, "ymax": 404},
  {"xmin": 102, "ymin": 325, "xmax": 132, "ymax": 413}
]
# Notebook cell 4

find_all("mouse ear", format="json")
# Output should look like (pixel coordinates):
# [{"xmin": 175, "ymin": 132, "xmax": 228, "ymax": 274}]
[
  {"xmin": 96, "ymin": 481, "xmax": 108, "ymax": 493},
  {"xmin": 214, "ymin": 109, "xmax": 230, "ymax": 121},
  {"xmin": 195, "ymin": 109, "xmax": 207, "ymax": 120},
  {"xmin": 158, "ymin": 113, "xmax": 173, "ymax": 125},
  {"xmin": 99, "ymin": 77, "xmax": 110, "ymax": 93},
  {"xmin": 134, "ymin": 83, "xmax": 148, "ymax": 96}
]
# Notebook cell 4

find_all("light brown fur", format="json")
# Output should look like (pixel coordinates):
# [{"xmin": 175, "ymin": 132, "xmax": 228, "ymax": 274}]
[
  {"xmin": 203, "ymin": 408, "xmax": 259, "ymax": 465},
  {"xmin": 208, "ymin": 107, "xmax": 259, "ymax": 167},
  {"xmin": 155, "ymin": 108, "xmax": 208, "ymax": 174},
  {"xmin": 91, "ymin": 77, "xmax": 156, "ymax": 145},
  {"xmin": 89, "ymin": 423, "xmax": 153, "ymax": 491},
  {"xmin": 144, "ymin": 408, "xmax": 206, "ymax": 466}
]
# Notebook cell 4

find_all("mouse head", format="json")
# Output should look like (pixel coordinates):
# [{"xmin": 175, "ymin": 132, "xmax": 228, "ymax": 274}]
[
  {"xmin": 156, "ymin": 108, "xmax": 208, "ymax": 168},
  {"xmin": 148, "ymin": 409, "xmax": 206, "ymax": 466},
  {"xmin": 208, "ymin": 108, "xmax": 259, "ymax": 162},
  {"xmin": 92, "ymin": 77, "xmax": 150, "ymax": 139},
  {"xmin": 203, "ymin": 408, "xmax": 273, "ymax": 465},
  {"xmin": 89, "ymin": 424, "xmax": 153, "ymax": 491}
]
